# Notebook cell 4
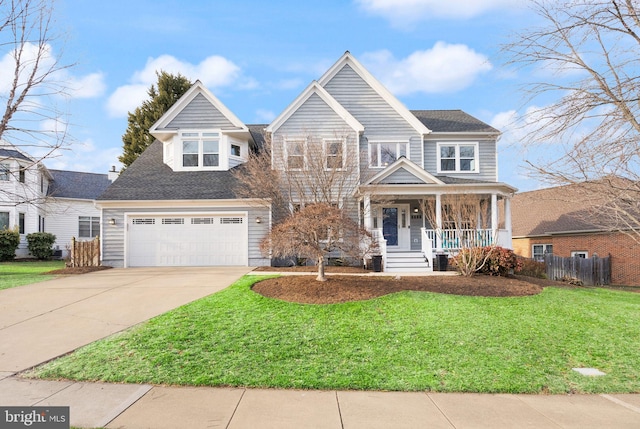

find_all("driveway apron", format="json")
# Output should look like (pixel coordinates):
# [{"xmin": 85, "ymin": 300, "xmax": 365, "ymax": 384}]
[{"xmin": 0, "ymin": 267, "xmax": 251, "ymax": 373}]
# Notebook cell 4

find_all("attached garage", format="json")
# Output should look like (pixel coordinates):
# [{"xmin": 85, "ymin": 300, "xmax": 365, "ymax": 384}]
[{"xmin": 126, "ymin": 213, "xmax": 248, "ymax": 267}]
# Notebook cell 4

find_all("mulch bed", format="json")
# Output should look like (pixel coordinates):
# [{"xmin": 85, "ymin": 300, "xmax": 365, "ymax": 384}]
[
  {"xmin": 45, "ymin": 266, "xmax": 112, "ymax": 275},
  {"xmin": 251, "ymin": 273, "xmax": 547, "ymax": 304}
]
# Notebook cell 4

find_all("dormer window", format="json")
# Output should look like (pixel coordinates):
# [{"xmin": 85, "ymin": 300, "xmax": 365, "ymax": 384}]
[{"xmin": 181, "ymin": 132, "xmax": 220, "ymax": 168}]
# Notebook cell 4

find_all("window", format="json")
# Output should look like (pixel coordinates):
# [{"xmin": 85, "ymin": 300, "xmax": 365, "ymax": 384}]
[
  {"xmin": 0, "ymin": 163, "xmax": 9, "ymax": 181},
  {"xmin": 38, "ymin": 215, "xmax": 44, "ymax": 232},
  {"xmin": 532, "ymin": 244, "xmax": 553, "ymax": 262},
  {"xmin": 286, "ymin": 139, "xmax": 305, "ymax": 169},
  {"xmin": 437, "ymin": 142, "xmax": 478, "ymax": 173},
  {"xmin": 19, "ymin": 169, "xmax": 25, "ymax": 183},
  {"xmin": 325, "ymin": 139, "xmax": 344, "ymax": 169},
  {"xmin": 0, "ymin": 212, "xmax": 8, "ymax": 229},
  {"xmin": 18, "ymin": 213, "xmax": 25, "ymax": 234},
  {"xmin": 79, "ymin": 216, "xmax": 100, "ymax": 238},
  {"xmin": 231, "ymin": 144, "xmax": 241, "ymax": 157},
  {"xmin": 369, "ymin": 142, "xmax": 407, "ymax": 168},
  {"xmin": 571, "ymin": 251, "xmax": 588, "ymax": 258},
  {"xmin": 181, "ymin": 132, "xmax": 220, "ymax": 168}
]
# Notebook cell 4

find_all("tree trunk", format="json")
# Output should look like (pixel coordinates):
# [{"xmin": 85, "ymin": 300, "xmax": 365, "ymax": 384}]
[{"xmin": 316, "ymin": 256, "xmax": 327, "ymax": 281}]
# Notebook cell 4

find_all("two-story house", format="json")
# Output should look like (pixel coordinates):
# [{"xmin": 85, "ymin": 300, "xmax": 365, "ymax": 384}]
[
  {"xmin": 0, "ymin": 140, "xmax": 112, "ymax": 258},
  {"xmin": 97, "ymin": 52, "xmax": 516, "ymax": 271}
]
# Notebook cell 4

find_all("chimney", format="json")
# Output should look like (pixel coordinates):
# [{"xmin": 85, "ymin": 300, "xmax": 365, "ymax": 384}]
[{"xmin": 107, "ymin": 165, "xmax": 119, "ymax": 182}]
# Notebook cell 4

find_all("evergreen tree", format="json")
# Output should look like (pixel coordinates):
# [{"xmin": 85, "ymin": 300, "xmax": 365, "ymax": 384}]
[{"xmin": 119, "ymin": 71, "xmax": 192, "ymax": 168}]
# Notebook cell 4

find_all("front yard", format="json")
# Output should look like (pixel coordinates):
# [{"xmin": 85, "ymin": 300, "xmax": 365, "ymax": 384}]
[
  {"xmin": 0, "ymin": 260, "xmax": 65, "ymax": 290},
  {"xmin": 29, "ymin": 274, "xmax": 640, "ymax": 393}
]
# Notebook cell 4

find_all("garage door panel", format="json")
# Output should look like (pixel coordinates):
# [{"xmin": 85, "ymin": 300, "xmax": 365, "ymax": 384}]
[{"xmin": 127, "ymin": 214, "xmax": 248, "ymax": 267}]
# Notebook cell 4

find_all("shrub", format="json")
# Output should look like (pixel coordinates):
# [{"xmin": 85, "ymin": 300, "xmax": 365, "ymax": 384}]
[
  {"xmin": 454, "ymin": 246, "xmax": 522, "ymax": 277},
  {"xmin": 515, "ymin": 256, "xmax": 547, "ymax": 278},
  {"xmin": 0, "ymin": 228, "xmax": 20, "ymax": 261},
  {"xmin": 26, "ymin": 232, "xmax": 56, "ymax": 260}
]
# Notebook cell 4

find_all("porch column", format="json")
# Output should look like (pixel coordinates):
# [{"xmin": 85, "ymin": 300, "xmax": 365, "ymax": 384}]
[
  {"xmin": 363, "ymin": 194, "xmax": 372, "ymax": 230},
  {"xmin": 435, "ymin": 193, "xmax": 442, "ymax": 251},
  {"xmin": 491, "ymin": 193, "xmax": 498, "ymax": 241},
  {"xmin": 504, "ymin": 195, "xmax": 512, "ymax": 248}
]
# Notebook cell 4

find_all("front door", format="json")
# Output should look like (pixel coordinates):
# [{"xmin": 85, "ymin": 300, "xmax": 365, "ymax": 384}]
[{"xmin": 377, "ymin": 204, "xmax": 410, "ymax": 250}]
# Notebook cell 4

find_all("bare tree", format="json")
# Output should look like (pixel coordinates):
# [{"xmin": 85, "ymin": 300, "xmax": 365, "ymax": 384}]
[
  {"xmin": 235, "ymin": 128, "xmax": 374, "ymax": 280},
  {"xmin": 1, "ymin": 0, "xmax": 74, "ymax": 171},
  {"xmin": 261, "ymin": 203, "xmax": 373, "ymax": 281},
  {"xmin": 421, "ymin": 194, "xmax": 494, "ymax": 276},
  {"xmin": 503, "ymin": 0, "xmax": 640, "ymax": 240}
]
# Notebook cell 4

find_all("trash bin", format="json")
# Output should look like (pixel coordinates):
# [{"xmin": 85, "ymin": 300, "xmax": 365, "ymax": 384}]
[
  {"xmin": 436, "ymin": 254, "xmax": 449, "ymax": 271},
  {"xmin": 372, "ymin": 255, "xmax": 383, "ymax": 272}
]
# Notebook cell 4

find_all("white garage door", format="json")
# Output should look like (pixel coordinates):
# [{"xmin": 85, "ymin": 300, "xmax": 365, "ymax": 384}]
[{"xmin": 127, "ymin": 214, "xmax": 248, "ymax": 267}]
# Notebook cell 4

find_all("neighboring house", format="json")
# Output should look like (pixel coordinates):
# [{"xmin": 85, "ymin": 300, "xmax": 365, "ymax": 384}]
[
  {"xmin": 511, "ymin": 183, "xmax": 640, "ymax": 286},
  {"xmin": 0, "ymin": 140, "xmax": 113, "ymax": 258},
  {"xmin": 98, "ymin": 52, "xmax": 516, "ymax": 271}
]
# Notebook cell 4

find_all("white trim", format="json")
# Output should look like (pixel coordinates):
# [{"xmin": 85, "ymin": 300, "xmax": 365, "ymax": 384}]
[
  {"xmin": 96, "ymin": 198, "xmax": 269, "ymax": 209},
  {"xmin": 436, "ymin": 142, "xmax": 480, "ymax": 174},
  {"xmin": 317, "ymin": 52, "xmax": 431, "ymax": 135},
  {"xmin": 266, "ymin": 81, "xmax": 364, "ymax": 134}
]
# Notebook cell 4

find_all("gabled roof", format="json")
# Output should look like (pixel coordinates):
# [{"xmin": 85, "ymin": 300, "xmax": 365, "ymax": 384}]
[
  {"xmin": 511, "ymin": 182, "xmax": 613, "ymax": 237},
  {"xmin": 266, "ymin": 81, "xmax": 364, "ymax": 134},
  {"xmin": 149, "ymin": 80, "xmax": 248, "ymax": 140},
  {"xmin": 47, "ymin": 170, "xmax": 112, "ymax": 200},
  {"xmin": 318, "ymin": 51, "xmax": 431, "ymax": 136},
  {"xmin": 97, "ymin": 140, "xmax": 244, "ymax": 201},
  {"xmin": 363, "ymin": 157, "xmax": 445, "ymax": 186},
  {"xmin": 411, "ymin": 110, "xmax": 499, "ymax": 134}
]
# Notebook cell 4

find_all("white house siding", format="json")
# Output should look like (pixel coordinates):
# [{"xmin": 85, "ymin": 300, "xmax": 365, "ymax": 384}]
[
  {"xmin": 423, "ymin": 137, "xmax": 497, "ymax": 182},
  {"xmin": 166, "ymin": 93, "xmax": 236, "ymax": 129},
  {"xmin": 100, "ymin": 204, "xmax": 270, "ymax": 268},
  {"xmin": 45, "ymin": 198, "xmax": 100, "ymax": 258}
]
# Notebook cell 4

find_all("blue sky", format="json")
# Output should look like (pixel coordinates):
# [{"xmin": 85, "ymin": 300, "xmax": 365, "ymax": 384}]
[{"xmin": 31, "ymin": 0, "xmax": 545, "ymax": 191}]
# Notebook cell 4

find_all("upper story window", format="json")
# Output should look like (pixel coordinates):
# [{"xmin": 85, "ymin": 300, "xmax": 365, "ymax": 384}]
[
  {"xmin": 437, "ymin": 142, "xmax": 478, "ymax": 173},
  {"xmin": 181, "ymin": 132, "xmax": 220, "ymax": 168},
  {"xmin": 324, "ymin": 139, "xmax": 344, "ymax": 169},
  {"xmin": 369, "ymin": 141, "xmax": 407, "ymax": 168},
  {"xmin": 0, "ymin": 163, "xmax": 9, "ymax": 181},
  {"xmin": 286, "ymin": 139, "xmax": 305, "ymax": 170},
  {"xmin": 231, "ymin": 144, "xmax": 241, "ymax": 157}
]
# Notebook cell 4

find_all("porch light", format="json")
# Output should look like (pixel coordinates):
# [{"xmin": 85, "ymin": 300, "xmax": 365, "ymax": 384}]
[
  {"xmin": 256, "ymin": 216, "xmax": 262, "ymax": 224},
  {"xmin": 108, "ymin": 218, "xmax": 116, "ymax": 225},
  {"xmin": 413, "ymin": 207, "xmax": 419, "ymax": 213}
]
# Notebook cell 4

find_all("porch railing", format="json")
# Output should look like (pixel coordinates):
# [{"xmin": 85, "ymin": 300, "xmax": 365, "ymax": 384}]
[
  {"xmin": 423, "ymin": 229, "xmax": 496, "ymax": 252},
  {"xmin": 421, "ymin": 229, "xmax": 433, "ymax": 266}
]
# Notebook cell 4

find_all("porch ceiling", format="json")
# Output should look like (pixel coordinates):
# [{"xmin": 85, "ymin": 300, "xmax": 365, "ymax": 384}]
[{"xmin": 358, "ymin": 182, "xmax": 517, "ymax": 197}]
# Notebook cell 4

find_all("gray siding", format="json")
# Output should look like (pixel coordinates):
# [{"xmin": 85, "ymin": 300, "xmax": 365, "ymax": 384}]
[
  {"xmin": 379, "ymin": 168, "xmax": 424, "ymax": 184},
  {"xmin": 100, "ymin": 204, "xmax": 270, "ymax": 267},
  {"xmin": 166, "ymin": 93, "xmax": 235, "ymax": 129},
  {"xmin": 424, "ymin": 138, "xmax": 497, "ymax": 182}
]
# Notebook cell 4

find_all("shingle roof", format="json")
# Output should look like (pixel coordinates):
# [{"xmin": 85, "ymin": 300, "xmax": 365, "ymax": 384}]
[
  {"xmin": 248, "ymin": 124, "xmax": 267, "ymax": 150},
  {"xmin": 0, "ymin": 148, "xmax": 33, "ymax": 162},
  {"xmin": 48, "ymin": 170, "xmax": 112, "ymax": 200},
  {"xmin": 511, "ymin": 183, "xmax": 612, "ymax": 237},
  {"xmin": 97, "ymin": 140, "xmax": 244, "ymax": 201},
  {"xmin": 411, "ymin": 110, "xmax": 498, "ymax": 133}
]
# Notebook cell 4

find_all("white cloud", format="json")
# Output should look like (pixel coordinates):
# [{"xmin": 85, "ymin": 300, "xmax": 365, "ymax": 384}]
[
  {"xmin": 356, "ymin": 0, "xmax": 524, "ymax": 24},
  {"xmin": 362, "ymin": 45, "xmax": 492, "ymax": 95},
  {"xmin": 44, "ymin": 139, "xmax": 122, "ymax": 173},
  {"xmin": 255, "ymin": 109, "xmax": 276, "ymax": 123},
  {"xmin": 64, "ymin": 72, "xmax": 107, "ymax": 99},
  {"xmin": 107, "ymin": 54, "xmax": 246, "ymax": 117}
]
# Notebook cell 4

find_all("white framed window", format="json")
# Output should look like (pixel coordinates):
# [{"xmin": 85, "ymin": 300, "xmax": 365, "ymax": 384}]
[
  {"xmin": 285, "ymin": 139, "xmax": 306, "ymax": 170},
  {"xmin": 18, "ymin": 213, "xmax": 25, "ymax": 234},
  {"xmin": 230, "ymin": 144, "xmax": 242, "ymax": 157},
  {"xmin": 0, "ymin": 212, "xmax": 9, "ymax": 229},
  {"xmin": 437, "ymin": 142, "xmax": 479, "ymax": 173},
  {"xmin": 324, "ymin": 139, "xmax": 344, "ymax": 169},
  {"xmin": 369, "ymin": 141, "xmax": 407, "ymax": 168},
  {"xmin": 79, "ymin": 216, "xmax": 100, "ymax": 238},
  {"xmin": 181, "ymin": 132, "xmax": 220, "ymax": 168},
  {"xmin": 571, "ymin": 251, "xmax": 588, "ymax": 258},
  {"xmin": 0, "ymin": 163, "xmax": 9, "ymax": 181},
  {"xmin": 532, "ymin": 244, "xmax": 553, "ymax": 262}
]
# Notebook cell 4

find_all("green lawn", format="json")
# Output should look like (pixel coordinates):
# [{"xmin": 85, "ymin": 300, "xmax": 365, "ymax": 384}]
[
  {"xmin": 31, "ymin": 275, "xmax": 640, "ymax": 393},
  {"xmin": 0, "ymin": 260, "xmax": 65, "ymax": 290}
]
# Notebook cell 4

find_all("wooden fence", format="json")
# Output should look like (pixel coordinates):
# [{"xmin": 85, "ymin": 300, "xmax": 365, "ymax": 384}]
[
  {"xmin": 69, "ymin": 237, "xmax": 101, "ymax": 267},
  {"xmin": 544, "ymin": 254, "xmax": 611, "ymax": 286}
]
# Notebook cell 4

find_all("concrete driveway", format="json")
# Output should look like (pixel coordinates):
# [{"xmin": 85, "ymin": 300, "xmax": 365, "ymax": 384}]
[{"xmin": 0, "ymin": 266, "xmax": 252, "ymax": 373}]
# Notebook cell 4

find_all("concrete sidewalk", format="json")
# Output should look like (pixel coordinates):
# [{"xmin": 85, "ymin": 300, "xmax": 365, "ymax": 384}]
[{"xmin": 2, "ymin": 374, "xmax": 639, "ymax": 428}]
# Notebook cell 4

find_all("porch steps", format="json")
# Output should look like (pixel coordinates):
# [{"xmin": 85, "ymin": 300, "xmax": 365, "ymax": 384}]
[{"xmin": 385, "ymin": 252, "xmax": 431, "ymax": 273}]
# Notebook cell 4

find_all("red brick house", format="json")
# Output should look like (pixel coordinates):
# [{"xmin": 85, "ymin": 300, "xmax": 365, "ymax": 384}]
[{"xmin": 511, "ymin": 183, "xmax": 640, "ymax": 286}]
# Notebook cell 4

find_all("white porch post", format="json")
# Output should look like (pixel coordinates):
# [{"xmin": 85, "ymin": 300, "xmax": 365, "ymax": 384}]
[
  {"xmin": 504, "ymin": 195, "xmax": 512, "ymax": 247},
  {"xmin": 435, "ymin": 193, "xmax": 442, "ymax": 251},
  {"xmin": 491, "ymin": 193, "xmax": 498, "ymax": 242},
  {"xmin": 363, "ymin": 194, "xmax": 372, "ymax": 230}
]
